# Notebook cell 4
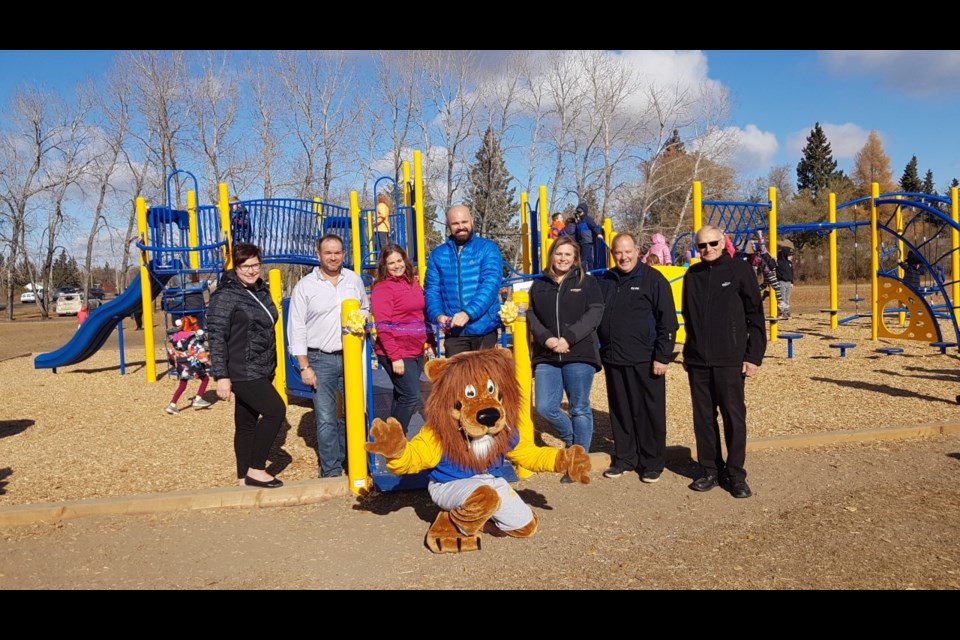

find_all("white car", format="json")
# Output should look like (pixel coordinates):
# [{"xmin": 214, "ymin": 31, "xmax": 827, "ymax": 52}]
[
  {"xmin": 57, "ymin": 293, "xmax": 101, "ymax": 316},
  {"xmin": 20, "ymin": 291, "xmax": 36, "ymax": 303}
]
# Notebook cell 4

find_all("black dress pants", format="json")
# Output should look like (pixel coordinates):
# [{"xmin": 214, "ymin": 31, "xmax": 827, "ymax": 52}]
[
  {"xmin": 687, "ymin": 365, "xmax": 748, "ymax": 482},
  {"xmin": 603, "ymin": 363, "xmax": 666, "ymax": 473}
]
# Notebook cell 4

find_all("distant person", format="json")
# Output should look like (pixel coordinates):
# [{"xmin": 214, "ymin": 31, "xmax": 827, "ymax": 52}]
[
  {"xmin": 206, "ymin": 242, "xmax": 286, "ymax": 489},
  {"xmin": 371, "ymin": 244, "xmax": 435, "ymax": 434},
  {"xmin": 573, "ymin": 202, "xmax": 602, "ymax": 271},
  {"xmin": 682, "ymin": 225, "xmax": 766, "ymax": 499},
  {"xmin": 165, "ymin": 273, "xmax": 206, "ymax": 328},
  {"xmin": 424, "ymin": 204, "xmax": 503, "ymax": 356},
  {"xmin": 899, "ymin": 249, "xmax": 923, "ymax": 290},
  {"xmin": 642, "ymin": 233, "xmax": 673, "ymax": 266},
  {"xmin": 646, "ymin": 254, "xmax": 660, "ymax": 266},
  {"xmin": 776, "ymin": 246, "xmax": 795, "ymax": 319},
  {"xmin": 77, "ymin": 305, "xmax": 89, "ymax": 329},
  {"xmin": 528, "ymin": 236, "xmax": 603, "ymax": 453},
  {"xmin": 165, "ymin": 315, "xmax": 212, "ymax": 415},
  {"xmin": 548, "ymin": 212, "xmax": 566, "ymax": 240},
  {"xmin": 230, "ymin": 196, "xmax": 252, "ymax": 244},
  {"xmin": 375, "ymin": 193, "xmax": 392, "ymax": 251}
]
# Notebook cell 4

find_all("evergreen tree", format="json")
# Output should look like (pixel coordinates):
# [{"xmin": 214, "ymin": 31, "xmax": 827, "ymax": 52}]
[
  {"xmin": 465, "ymin": 127, "xmax": 519, "ymax": 266},
  {"xmin": 796, "ymin": 122, "xmax": 838, "ymax": 202},
  {"xmin": 899, "ymin": 156, "xmax": 923, "ymax": 193},
  {"xmin": 922, "ymin": 169, "xmax": 936, "ymax": 195},
  {"xmin": 51, "ymin": 249, "xmax": 80, "ymax": 289}
]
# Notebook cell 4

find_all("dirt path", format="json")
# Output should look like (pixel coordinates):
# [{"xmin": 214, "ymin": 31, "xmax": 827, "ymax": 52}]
[{"xmin": 2, "ymin": 435, "xmax": 958, "ymax": 589}]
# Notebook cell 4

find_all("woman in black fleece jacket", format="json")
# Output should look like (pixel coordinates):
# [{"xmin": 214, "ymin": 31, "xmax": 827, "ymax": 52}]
[
  {"xmin": 206, "ymin": 243, "xmax": 286, "ymax": 488},
  {"xmin": 527, "ymin": 237, "xmax": 604, "ymax": 452}
]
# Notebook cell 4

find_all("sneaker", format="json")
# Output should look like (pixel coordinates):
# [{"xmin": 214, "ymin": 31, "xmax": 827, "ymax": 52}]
[
  {"xmin": 731, "ymin": 480, "xmax": 753, "ymax": 499},
  {"xmin": 640, "ymin": 470, "xmax": 661, "ymax": 484},
  {"xmin": 603, "ymin": 466, "xmax": 627, "ymax": 479},
  {"xmin": 191, "ymin": 396, "xmax": 212, "ymax": 409},
  {"xmin": 165, "ymin": 403, "xmax": 179, "ymax": 415},
  {"xmin": 560, "ymin": 475, "xmax": 575, "ymax": 484}
]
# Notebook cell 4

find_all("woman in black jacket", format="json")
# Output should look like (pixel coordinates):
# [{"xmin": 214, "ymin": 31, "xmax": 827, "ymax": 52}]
[
  {"xmin": 207, "ymin": 243, "xmax": 286, "ymax": 489},
  {"xmin": 527, "ymin": 236, "xmax": 604, "ymax": 452}
]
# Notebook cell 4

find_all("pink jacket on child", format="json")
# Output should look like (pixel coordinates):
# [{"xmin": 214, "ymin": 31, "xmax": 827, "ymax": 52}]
[{"xmin": 642, "ymin": 233, "xmax": 673, "ymax": 265}]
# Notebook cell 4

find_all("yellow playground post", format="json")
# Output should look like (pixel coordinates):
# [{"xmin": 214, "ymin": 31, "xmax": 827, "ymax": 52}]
[
  {"xmin": 342, "ymin": 299, "xmax": 369, "ymax": 495},
  {"xmin": 511, "ymin": 290, "xmax": 534, "ymax": 479},
  {"xmin": 768, "ymin": 186, "xmax": 779, "ymax": 342},
  {"xmin": 520, "ymin": 192, "xmax": 531, "ymax": 274},
  {"xmin": 828, "ymin": 193, "xmax": 838, "ymax": 329},
  {"xmin": 539, "ymin": 185, "xmax": 549, "ymax": 272},
  {"xmin": 136, "ymin": 196, "xmax": 158, "ymax": 383},
  {"xmin": 414, "ymin": 151, "xmax": 427, "ymax": 286},
  {"xmin": 953, "ymin": 186, "xmax": 960, "ymax": 325},
  {"xmin": 269, "ymin": 268, "xmax": 287, "ymax": 405},
  {"xmin": 217, "ymin": 183, "xmax": 232, "ymax": 270},
  {"xmin": 870, "ymin": 183, "xmax": 880, "ymax": 341}
]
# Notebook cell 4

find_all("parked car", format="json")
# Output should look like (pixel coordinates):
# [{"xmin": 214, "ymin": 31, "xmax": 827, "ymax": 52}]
[
  {"xmin": 21, "ymin": 291, "xmax": 36, "ymax": 304},
  {"xmin": 53, "ymin": 286, "xmax": 81, "ymax": 299},
  {"xmin": 56, "ymin": 292, "xmax": 84, "ymax": 316},
  {"xmin": 88, "ymin": 288, "xmax": 106, "ymax": 300}
]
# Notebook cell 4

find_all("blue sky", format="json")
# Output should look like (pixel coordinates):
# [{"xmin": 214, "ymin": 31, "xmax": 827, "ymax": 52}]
[{"xmin": 2, "ymin": 50, "xmax": 959, "ymax": 194}]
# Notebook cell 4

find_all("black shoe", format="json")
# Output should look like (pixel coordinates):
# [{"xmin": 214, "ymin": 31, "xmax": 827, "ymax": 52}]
[
  {"xmin": 731, "ymin": 480, "xmax": 752, "ymax": 499},
  {"xmin": 244, "ymin": 475, "xmax": 283, "ymax": 489},
  {"xmin": 690, "ymin": 473, "xmax": 719, "ymax": 492},
  {"xmin": 603, "ymin": 466, "xmax": 628, "ymax": 479},
  {"xmin": 560, "ymin": 475, "xmax": 575, "ymax": 484},
  {"xmin": 640, "ymin": 470, "xmax": 662, "ymax": 484}
]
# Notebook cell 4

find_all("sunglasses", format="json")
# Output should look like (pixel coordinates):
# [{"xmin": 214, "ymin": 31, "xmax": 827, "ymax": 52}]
[{"xmin": 697, "ymin": 239, "xmax": 722, "ymax": 250}]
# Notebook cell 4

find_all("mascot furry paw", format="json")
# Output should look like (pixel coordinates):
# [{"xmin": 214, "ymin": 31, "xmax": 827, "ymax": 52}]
[{"xmin": 365, "ymin": 349, "xmax": 590, "ymax": 553}]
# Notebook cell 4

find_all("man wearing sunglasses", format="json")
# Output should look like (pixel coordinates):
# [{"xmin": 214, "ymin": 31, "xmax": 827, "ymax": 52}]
[{"xmin": 681, "ymin": 225, "xmax": 766, "ymax": 499}]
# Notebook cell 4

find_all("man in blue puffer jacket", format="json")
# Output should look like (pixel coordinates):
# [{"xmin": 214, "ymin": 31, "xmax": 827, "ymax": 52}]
[{"xmin": 425, "ymin": 205, "xmax": 504, "ymax": 356}]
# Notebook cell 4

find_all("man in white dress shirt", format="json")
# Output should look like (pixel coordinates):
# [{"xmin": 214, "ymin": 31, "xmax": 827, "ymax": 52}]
[{"xmin": 288, "ymin": 234, "xmax": 369, "ymax": 478}]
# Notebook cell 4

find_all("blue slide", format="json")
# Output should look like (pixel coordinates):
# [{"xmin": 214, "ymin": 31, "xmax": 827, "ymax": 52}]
[{"xmin": 35, "ymin": 269, "xmax": 173, "ymax": 371}]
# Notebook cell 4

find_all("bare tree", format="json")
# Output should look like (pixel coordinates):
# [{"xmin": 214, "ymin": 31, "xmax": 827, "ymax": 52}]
[
  {"xmin": 123, "ymin": 51, "xmax": 191, "ymax": 207},
  {"xmin": 542, "ymin": 51, "xmax": 585, "ymax": 213},
  {"xmin": 371, "ymin": 50, "xmax": 423, "ymax": 186},
  {"xmin": 517, "ymin": 53, "xmax": 551, "ymax": 196},
  {"xmin": 419, "ymin": 50, "xmax": 480, "ymax": 211},
  {"xmin": 276, "ymin": 51, "xmax": 360, "ymax": 201},
  {"xmin": 79, "ymin": 64, "xmax": 133, "ymax": 301},
  {"xmin": 246, "ymin": 56, "xmax": 282, "ymax": 199},
  {"xmin": 35, "ymin": 93, "xmax": 93, "ymax": 318},
  {"xmin": 190, "ymin": 51, "xmax": 251, "ymax": 201},
  {"xmin": 0, "ymin": 87, "xmax": 62, "ymax": 320}
]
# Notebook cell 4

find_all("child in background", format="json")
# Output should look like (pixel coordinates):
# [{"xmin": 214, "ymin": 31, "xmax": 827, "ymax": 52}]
[
  {"xmin": 642, "ymin": 233, "xmax": 673, "ymax": 265},
  {"xmin": 549, "ymin": 212, "xmax": 566, "ymax": 239},
  {"xmin": 165, "ymin": 315, "xmax": 212, "ymax": 415}
]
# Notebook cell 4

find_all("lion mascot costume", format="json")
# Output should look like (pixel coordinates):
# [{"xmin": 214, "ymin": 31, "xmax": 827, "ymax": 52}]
[{"xmin": 365, "ymin": 348, "xmax": 591, "ymax": 553}]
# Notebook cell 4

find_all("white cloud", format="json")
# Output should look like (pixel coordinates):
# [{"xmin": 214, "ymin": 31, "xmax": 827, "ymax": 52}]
[
  {"xmin": 820, "ymin": 50, "xmax": 960, "ymax": 96},
  {"xmin": 617, "ymin": 50, "xmax": 727, "ymax": 117},
  {"xmin": 786, "ymin": 122, "xmax": 869, "ymax": 160},
  {"xmin": 726, "ymin": 124, "xmax": 779, "ymax": 173}
]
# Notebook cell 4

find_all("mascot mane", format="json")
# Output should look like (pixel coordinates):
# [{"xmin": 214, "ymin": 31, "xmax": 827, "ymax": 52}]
[{"xmin": 424, "ymin": 349, "xmax": 520, "ymax": 472}]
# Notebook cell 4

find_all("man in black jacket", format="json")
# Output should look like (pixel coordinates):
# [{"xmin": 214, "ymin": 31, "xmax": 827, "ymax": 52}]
[
  {"xmin": 597, "ymin": 233, "xmax": 678, "ymax": 483},
  {"xmin": 682, "ymin": 225, "xmax": 766, "ymax": 498}
]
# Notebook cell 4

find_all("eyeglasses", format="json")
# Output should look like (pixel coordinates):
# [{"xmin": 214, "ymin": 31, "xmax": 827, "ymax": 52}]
[
  {"xmin": 697, "ymin": 240, "xmax": 722, "ymax": 250},
  {"xmin": 236, "ymin": 263, "xmax": 262, "ymax": 273}
]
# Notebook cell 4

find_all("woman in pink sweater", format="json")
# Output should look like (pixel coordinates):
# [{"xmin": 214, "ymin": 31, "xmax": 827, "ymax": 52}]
[{"xmin": 371, "ymin": 245, "xmax": 436, "ymax": 433}]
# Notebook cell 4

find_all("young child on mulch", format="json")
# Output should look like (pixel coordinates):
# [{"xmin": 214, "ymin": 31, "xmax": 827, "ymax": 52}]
[{"xmin": 165, "ymin": 315, "xmax": 212, "ymax": 415}]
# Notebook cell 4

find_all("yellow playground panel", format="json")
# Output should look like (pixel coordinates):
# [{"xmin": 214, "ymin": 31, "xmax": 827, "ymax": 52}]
[
  {"xmin": 875, "ymin": 275, "xmax": 940, "ymax": 342},
  {"xmin": 653, "ymin": 264, "xmax": 687, "ymax": 344}
]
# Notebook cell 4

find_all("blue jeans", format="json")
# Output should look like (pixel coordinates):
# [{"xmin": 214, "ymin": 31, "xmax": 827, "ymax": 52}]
[
  {"xmin": 377, "ymin": 355, "xmax": 424, "ymax": 434},
  {"xmin": 534, "ymin": 362, "xmax": 596, "ymax": 452},
  {"xmin": 308, "ymin": 350, "xmax": 346, "ymax": 477}
]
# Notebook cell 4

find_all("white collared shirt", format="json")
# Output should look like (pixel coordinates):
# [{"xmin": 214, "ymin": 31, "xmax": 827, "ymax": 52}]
[{"xmin": 287, "ymin": 267, "xmax": 369, "ymax": 355}]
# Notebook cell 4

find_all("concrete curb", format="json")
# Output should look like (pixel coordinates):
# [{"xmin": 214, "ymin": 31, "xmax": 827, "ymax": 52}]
[{"xmin": 2, "ymin": 421, "xmax": 958, "ymax": 528}]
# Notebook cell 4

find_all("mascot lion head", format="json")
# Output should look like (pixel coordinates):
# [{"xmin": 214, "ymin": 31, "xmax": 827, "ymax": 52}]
[{"xmin": 423, "ymin": 349, "xmax": 520, "ymax": 473}]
